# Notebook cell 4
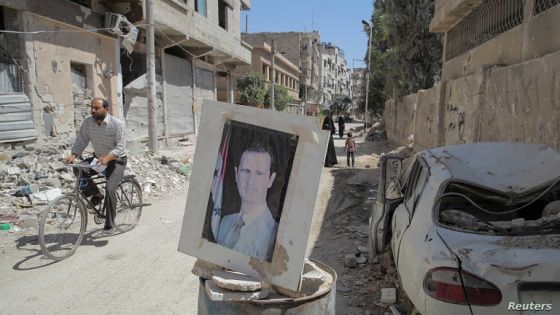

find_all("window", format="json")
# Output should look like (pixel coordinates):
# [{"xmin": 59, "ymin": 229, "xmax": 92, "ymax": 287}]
[
  {"xmin": 262, "ymin": 64, "xmax": 267, "ymax": 77},
  {"xmin": 195, "ymin": 0, "xmax": 207, "ymax": 17},
  {"xmin": 218, "ymin": 0, "xmax": 228, "ymax": 30},
  {"xmin": 403, "ymin": 159, "xmax": 429, "ymax": 215},
  {"xmin": 70, "ymin": 63, "xmax": 87, "ymax": 89}
]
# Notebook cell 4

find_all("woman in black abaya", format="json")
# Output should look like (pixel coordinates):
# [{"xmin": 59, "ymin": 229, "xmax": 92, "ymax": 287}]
[{"xmin": 322, "ymin": 114, "xmax": 338, "ymax": 167}]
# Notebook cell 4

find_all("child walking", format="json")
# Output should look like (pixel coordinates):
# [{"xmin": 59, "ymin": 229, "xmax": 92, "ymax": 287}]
[{"xmin": 344, "ymin": 132, "xmax": 356, "ymax": 167}]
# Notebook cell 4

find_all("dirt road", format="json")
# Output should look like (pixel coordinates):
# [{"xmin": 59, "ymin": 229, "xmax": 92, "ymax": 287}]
[
  {"xmin": 0, "ymin": 189, "xmax": 200, "ymax": 314},
  {"xmin": 307, "ymin": 122, "xmax": 411, "ymax": 315}
]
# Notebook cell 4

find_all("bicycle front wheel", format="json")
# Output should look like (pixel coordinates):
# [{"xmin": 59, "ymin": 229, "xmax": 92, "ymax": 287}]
[
  {"xmin": 114, "ymin": 179, "xmax": 143, "ymax": 232},
  {"xmin": 39, "ymin": 194, "xmax": 87, "ymax": 261}
]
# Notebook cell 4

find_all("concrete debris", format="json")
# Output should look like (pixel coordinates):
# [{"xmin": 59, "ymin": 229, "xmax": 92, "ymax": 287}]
[
  {"xmin": 345, "ymin": 251, "xmax": 368, "ymax": 268},
  {"xmin": 273, "ymin": 259, "xmax": 335, "ymax": 298},
  {"xmin": 205, "ymin": 279, "xmax": 269, "ymax": 301},
  {"xmin": 344, "ymin": 254, "xmax": 359, "ymax": 268},
  {"xmin": 211, "ymin": 270, "xmax": 262, "ymax": 292},
  {"xmin": 191, "ymin": 258, "xmax": 224, "ymax": 280},
  {"xmin": 366, "ymin": 121, "xmax": 387, "ymax": 141},
  {"xmin": 380, "ymin": 288, "xmax": 397, "ymax": 304},
  {"xmin": 0, "ymin": 141, "xmax": 193, "ymax": 237}
]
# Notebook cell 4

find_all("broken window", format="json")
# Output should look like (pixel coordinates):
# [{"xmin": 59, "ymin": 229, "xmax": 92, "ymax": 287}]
[
  {"xmin": 195, "ymin": 0, "xmax": 207, "ymax": 17},
  {"xmin": 70, "ymin": 63, "xmax": 87, "ymax": 89},
  {"xmin": 218, "ymin": 0, "xmax": 228, "ymax": 30},
  {"xmin": 438, "ymin": 180, "xmax": 560, "ymax": 236}
]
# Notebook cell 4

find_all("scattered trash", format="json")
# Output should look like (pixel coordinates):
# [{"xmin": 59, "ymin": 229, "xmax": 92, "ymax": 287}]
[
  {"xmin": 0, "ymin": 223, "xmax": 11, "ymax": 231},
  {"xmin": 32, "ymin": 188, "xmax": 63, "ymax": 202}
]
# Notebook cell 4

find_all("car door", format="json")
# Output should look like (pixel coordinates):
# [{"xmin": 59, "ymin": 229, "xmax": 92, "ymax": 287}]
[
  {"xmin": 392, "ymin": 158, "xmax": 429, "ymax": 264},
  {"xmin": 368, "ymin": 154, "xmax": 407, "ymax": 255}
]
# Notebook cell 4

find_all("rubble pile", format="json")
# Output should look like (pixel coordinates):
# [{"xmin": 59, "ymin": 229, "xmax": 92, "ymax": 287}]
[
  {"xmin": 0, "ymin": 142, "xmax": 192, "ymax": 233},
  {"xmin": 366, "ymin": 121, "xmax": 387, "ymax": 141}
]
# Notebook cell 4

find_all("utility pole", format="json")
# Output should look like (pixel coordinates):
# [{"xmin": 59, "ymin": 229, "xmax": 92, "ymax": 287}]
[
  {"xmin": 270, "ymin": 40, "xmax": 276, "ymax": 111},
  {"xmin": 146, "ymin": 0, "xmax": 158, "ymax": 153},
  {"xmin": 362, "ymin": 20, "xmax": 373, "ymax": 129}
]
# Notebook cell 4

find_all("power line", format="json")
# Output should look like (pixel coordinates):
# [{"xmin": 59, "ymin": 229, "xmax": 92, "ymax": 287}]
[{"xmin": 0, "ymin": 25, "xmax": 150, "ymax": 35}]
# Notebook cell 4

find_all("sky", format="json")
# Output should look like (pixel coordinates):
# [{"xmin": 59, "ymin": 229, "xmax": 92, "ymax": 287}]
[{"xmin": 241, "ymin": 0, "xmax": 373, "ymax": 70}]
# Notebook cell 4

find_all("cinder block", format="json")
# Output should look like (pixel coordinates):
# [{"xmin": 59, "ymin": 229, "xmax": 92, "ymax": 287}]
[{"xmin": 380, "ymin": 288, "xmax": 397, "ymax": 304}]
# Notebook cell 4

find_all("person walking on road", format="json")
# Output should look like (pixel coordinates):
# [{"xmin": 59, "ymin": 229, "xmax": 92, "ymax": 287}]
[
  {"xmin": 344, "ymin": 132, "xmax": 356, "ymax": 168},
  {"xmin": 322, "ymin": 113, "xmax": 338, "ymax": 167},
  {"xmin": 66, "ymin": 98, "xmax": 127, "ymax": 235},
  {"xmin": 338, "ymin": 116, "xmax": 345, "ymax": 139}
]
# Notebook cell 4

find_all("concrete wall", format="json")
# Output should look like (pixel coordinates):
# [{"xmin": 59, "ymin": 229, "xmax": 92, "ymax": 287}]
[
  {"xmin": 479, "ymin": 52, "xmax": 560, "ymax": 147},
  {"xmin": 384, "ymin": 93, "xmax": 416, "ymax": 146},
  {"xmin": 414, "ymin": 85, "xmax": 444, "ymax": 150},
  {"xmin": 153, "ymin": 0, "xmax": 251, "ymax": 64},
  {"xmin": 21, "ymin": 13, "xmax": 118, "ymax": 139},
  {"xmin": 385, "ymin": 49, "xmax": 560, "ymax": 150}
]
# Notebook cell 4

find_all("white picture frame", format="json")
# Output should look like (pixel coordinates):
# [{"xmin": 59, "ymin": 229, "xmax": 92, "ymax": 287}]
[{"xmin": 178, "ymin": 100, "xmax": 329, "ymax": 291}]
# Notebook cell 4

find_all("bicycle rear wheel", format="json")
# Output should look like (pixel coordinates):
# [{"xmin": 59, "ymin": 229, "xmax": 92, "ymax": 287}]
[
  {"xmin": 39, "ymin": 194, "xmax": 87, "ymax": 261},
  {"xmin": 114, "ymin": 179, "xmax": 143, "ymax": 232}
]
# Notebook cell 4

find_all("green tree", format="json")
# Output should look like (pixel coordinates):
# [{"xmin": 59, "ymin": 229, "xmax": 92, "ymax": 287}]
[
  {"xmin": 237, "ymin": 71, "xmax": 267, "ymax": 107},
  {"xmin": 361, "ymin": 0, "xmax": 442, "ymax": 114},
  {"xmin": 265, "ymin": 84, "xmax": 292, "ymax": 112},
  {"xmin": 331, "ymin": 94, "xmax": 352, "ymax": 116}
]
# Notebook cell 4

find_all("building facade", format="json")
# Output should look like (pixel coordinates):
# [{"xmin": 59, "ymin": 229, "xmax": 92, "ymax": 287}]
[
  {"xmin": 319, "ymin": 42, "xmax": 351, "ymax": 105},
  {"xmin": 430, "ymin": 0, "xmax": 560, "ymax": 80},
  {"xmin": 222, "ymin": 34, "xmax": 301, "ymax": 105},
  {"xmin": 0, "ymin": 0, "xmax": 251, "ymax": 148},
  {"xmin": 238, "ymin": 31, "xmax": 322, "ymax": 116},
  {"xmin": 350, "ymin": 68, "xmax": 367, "ymax": 116}
]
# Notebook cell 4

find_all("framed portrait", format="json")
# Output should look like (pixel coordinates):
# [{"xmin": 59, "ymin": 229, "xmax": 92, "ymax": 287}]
[{"xmin": 178, "ymin": 100, "xmax": 330, "ymax": 291}]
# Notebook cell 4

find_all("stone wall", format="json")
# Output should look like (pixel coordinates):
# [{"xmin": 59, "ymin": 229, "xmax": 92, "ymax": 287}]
[
  {"xmin": 414, "ymin": 85, "xmax": 443, "ymax": 150},
  {"xmin": 385, "ymin": 49, "xmax": 560, "ymax": 150},
  {"xmin": 479, "ymin": 52, "xmax": 560, "ymax": 147},
  {"xmin": 384, "ymin": 93, "xmax": 416, "ymax": 146}
]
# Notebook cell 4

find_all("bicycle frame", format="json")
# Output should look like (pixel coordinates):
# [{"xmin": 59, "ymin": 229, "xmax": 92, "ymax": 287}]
[{"xmin": 69, "ymin": 165, "xmax": 107, "ymax": 218}]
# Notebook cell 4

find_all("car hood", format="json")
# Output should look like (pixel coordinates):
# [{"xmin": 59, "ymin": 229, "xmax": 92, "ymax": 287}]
[{"xmin": 425, "ymin": 142, "xmax": 560, "ymax": 194}]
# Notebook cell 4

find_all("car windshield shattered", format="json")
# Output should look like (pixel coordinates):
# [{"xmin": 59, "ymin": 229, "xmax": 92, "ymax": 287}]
[{"xmin": 438, "ymin": 179, "xmax": 560, "ymax": 236}]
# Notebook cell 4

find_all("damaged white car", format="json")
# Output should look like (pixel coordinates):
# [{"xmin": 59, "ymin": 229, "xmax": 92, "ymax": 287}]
[{"xmin": 368, "ymin": 142, "xmax": 560, "ymax": 314}]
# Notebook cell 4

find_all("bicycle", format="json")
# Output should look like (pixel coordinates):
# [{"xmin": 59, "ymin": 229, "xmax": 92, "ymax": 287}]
[{"xmin": 38, "ymin": 162, "xmax": 144, "ymax": 261}]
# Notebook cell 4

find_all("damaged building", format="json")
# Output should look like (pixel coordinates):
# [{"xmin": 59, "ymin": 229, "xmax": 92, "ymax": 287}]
[
  {"xmin": 222, "ymin": 34, "xmax": 302, "ymax": 113},
  {"xmin": 0, "ymin": 0, "xmax": 251, "ymax": 150},
  {"xmin": 239, "ymin": 31, "xmax": 322, "ymax": 116}
]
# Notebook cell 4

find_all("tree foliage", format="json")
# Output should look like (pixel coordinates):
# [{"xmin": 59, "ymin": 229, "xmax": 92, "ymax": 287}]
[
  {"xmin": 237, "ymin": 71, "xmax": 267, "ymax": 107},
  {"xmin": 361, "ymin": 0, "xmax": 442, "ymax": 115},
  {"xmin": 331, "ymin": 94, "xmax": 352, "ymax": 116},
  {"xmin": 265, "ymin": 84, "xmax": 292, "ymax": 112}
]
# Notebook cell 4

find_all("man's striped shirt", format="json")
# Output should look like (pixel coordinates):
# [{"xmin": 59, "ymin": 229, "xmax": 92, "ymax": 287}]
[{"xmin": 71, "ymin": 114, "xmax": 127, "ymax": 158}]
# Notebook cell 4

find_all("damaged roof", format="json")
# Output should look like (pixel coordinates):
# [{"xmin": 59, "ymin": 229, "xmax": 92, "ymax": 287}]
[{"xmin": 424, "ymin": 142, "xmax": 560, "ymax": 194}]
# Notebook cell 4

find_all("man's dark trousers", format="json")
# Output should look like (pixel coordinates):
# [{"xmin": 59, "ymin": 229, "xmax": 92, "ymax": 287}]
[{"xmin": 81, "ymin": 157, "xmax": 127, "ymax": 230}]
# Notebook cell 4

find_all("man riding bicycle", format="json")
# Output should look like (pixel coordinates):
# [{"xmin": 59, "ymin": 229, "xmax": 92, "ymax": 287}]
[{"xmin": 66, "ymin": 98, "xmax": 127, "ymax": 235}]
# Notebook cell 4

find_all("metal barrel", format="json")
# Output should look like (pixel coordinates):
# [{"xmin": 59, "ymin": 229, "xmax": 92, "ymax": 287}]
[{"xmin": 197, "ymin": 259, "xmax": 337, "ymax": 315}]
